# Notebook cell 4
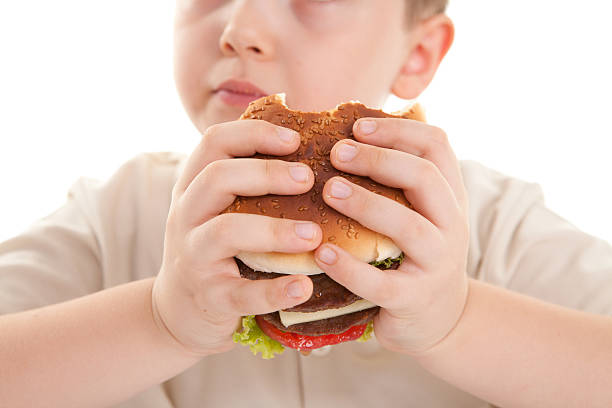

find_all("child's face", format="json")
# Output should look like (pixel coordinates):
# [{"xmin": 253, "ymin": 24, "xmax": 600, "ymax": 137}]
[{"xmin": 174, "ymin": 0, "xmax": 413, "ymax": 133}]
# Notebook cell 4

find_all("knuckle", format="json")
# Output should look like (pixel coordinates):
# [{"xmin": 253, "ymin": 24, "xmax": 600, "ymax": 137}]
[
  {"xmin": 229, "ymin": 288, "xmax": 250, "ymax": 313},
  {"xmin": 371, "ymin": 146, "xmax": 386, "ymax": 170},
  {"xmin": 264, "ymin": 158, "xmax": 272, "ymax": 180},
  {"xmin": 257, "ymin": 121, "xmax": 279, "ymax": 144},
  {"xmin": 427, "ymin": 126, "xmax": 449, "ymax": 152},
  {"xmin": 201, "ymin": 159, "xmax": 230, "ymax": 188},
  {"xmin": 409, "ymin": 217, "xmax": 429, "ymax": 240},
  {"xmin": 377, "ymin": 279, "xmax": 398, "ymax": 303},
  {"xmin": 268, "ymin": 216, "xmax": 287, "ymax": 242},
  {"xmin": 201, "ymin": 123, "xmax": 222, "ymax": 148},
  {"xmin": 417, "ymin": 159, "xmax": 439, "ymax": 183},
  {"xmin": 171, "ymin": 183, "xmax": 183, "ymax": 202},
  {"xmin": 354, "ymin": 185, "xmax": 374, "ymax": 215},
  {"xmin": 264, "ymin": 280, "xmax": 282, "ymax": 309},
  {"xmin": 203, "ymin": 213, "xmax": 235, "ymax": 245}
]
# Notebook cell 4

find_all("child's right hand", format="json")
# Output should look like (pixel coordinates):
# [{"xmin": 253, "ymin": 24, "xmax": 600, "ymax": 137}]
[{"xmin": 151, "ymin": 120, "xmax": 321, "ymax": 356}]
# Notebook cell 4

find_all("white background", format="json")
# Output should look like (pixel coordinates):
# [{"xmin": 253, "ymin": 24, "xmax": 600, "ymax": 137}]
[{"xmin": 1, "ymin": 1, "xmax": 611, "ymax": 244}]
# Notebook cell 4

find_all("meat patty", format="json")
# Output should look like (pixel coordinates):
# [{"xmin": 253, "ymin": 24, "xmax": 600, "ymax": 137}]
[
  {"xmin": 260, "ymin": 307, "xmax": 380, "ymax": 336},
  {"xmin": 236, "ymin": 257, "xmax": 400, "ymax": 313}
]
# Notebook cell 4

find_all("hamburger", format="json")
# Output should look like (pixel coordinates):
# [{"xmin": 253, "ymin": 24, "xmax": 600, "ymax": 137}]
[{"xmin": 230, "ymin": 94, "xmax": 424, "ymax": 358}]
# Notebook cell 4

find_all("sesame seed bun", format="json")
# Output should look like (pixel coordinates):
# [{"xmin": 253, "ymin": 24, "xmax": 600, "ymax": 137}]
[{"xmin": 223, "ymin": 94, "xmax": 425, "ymax": 275}]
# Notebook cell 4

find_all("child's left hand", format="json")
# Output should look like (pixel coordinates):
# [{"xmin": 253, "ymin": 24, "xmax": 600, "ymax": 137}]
[{"xmin": 314, "ymin": 118, "xmax": 470, "ymax": 355}]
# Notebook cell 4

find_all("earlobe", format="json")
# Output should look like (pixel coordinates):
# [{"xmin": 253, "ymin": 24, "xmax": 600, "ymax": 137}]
[{"xmin": 391, "ymin": 14, "xmax": 455, "ymax": 100}]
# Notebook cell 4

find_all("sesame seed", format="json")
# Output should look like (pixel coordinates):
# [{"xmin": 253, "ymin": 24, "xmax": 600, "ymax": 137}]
[
  {"xmin": 321, "ymin": 219, "xmax": 329, "ymax": 224},
  {"xmin": 328, "ymin": 236, "xmax": 336, "ymax": 241}
]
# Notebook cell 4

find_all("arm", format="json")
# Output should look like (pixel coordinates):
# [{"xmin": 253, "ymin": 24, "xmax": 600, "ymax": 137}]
[
  {"xmin": 0, "ymin": 278, "xmax": 201, "ymax": 408},
  {"xmin": 311, "ymin": 117, "xmax": 612, "ymax": 406},
  {"xmin": 416, "ymin": 279, "xmax": 612, "ymax": 408},
  {"xmin": 0, "ymin": 120, "xmax": 322, "ymax": 407}
]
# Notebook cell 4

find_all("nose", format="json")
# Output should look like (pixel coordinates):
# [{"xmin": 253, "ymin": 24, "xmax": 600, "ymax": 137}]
[{"xmin": 219, "ymin": 0, "xmax": 276, "ymax": 61}]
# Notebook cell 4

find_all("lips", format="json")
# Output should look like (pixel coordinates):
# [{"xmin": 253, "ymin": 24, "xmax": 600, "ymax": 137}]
[{"xmin": 214, "ymin": 79, "xmax": 268, "ymax": 109}]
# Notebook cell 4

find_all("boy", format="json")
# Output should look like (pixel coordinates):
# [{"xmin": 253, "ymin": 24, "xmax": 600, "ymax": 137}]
[{"xmin": 1, "ymin": 1, "xmax": 612, "ymax": 407}]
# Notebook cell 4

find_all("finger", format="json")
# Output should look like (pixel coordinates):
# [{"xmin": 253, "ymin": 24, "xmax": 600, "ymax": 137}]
[
  {"xmin": 353, "ymin": 118, "xmax": 467, "ymax": 210},
  {"xmin": 204, "ymin": 274, "xmax": 314, "ymax": 316},
  {"xmin": 175, "ymin": 120, "xmax": 301, "ymax": 194},
  {"xmin": 190, "ymin": 213, "xmax": 322, "ymax": 261},
  {"xmin": 313, "ymin": 244, "xmax": 411, "ymax": 309},
  {"xmin": 179, "ymin": 158, "xmax": 314, "ymax": 226},
  {"xmin": 330, "ymin": 140, "xmax": 459, "ymax": 228},
  {"xmin": 322, "ymin": 176, "xmax": 442, "ymax": 268}
]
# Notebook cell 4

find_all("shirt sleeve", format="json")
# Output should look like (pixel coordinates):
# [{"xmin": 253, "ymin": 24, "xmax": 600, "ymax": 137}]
[
  {"xmin": 0, "ymin": 187, "xmax": 103, "ymax": 315},
  {"xmin": 464, "ymin": 160, "xmax": 612, "ymax": 315},
  {"xmin": 0, "ymin": 152, "xmax": 182, "ymax": 316}
]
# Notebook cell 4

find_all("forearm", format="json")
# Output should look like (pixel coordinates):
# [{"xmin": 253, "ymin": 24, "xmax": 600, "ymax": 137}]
[
  {"xmin": 415, "ymin": 279, "xmax": 612, "ymax": 407},
  {"xmin": 0, "ymin": 278, "xmax": 202, "ymax": 408}
]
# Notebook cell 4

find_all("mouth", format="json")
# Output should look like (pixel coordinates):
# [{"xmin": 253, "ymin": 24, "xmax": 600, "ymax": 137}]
[{"xmin": 214, "ymin": 79, "xmax": 268, "ymax": 109}]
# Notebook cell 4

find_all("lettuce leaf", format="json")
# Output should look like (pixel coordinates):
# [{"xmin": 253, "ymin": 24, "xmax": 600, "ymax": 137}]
[
  {"xmin": 356, "ymin": 320, "xmax": 374, "ymax": 342},
  {"xmin": 232, "ymin": 315, "xmax": 285, "ymax": 359},
  {"xmin": 369, "ymin": 252, "xmax": 405, "ymax": 269}
]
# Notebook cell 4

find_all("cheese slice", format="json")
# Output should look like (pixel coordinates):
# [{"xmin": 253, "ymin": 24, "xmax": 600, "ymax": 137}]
[{"xmin": 279, "ymin": 299, "xmax": 376, "ymax": 327}]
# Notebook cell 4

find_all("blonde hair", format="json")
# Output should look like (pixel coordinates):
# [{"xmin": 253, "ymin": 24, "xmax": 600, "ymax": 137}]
[{"xmin": 407, "ymin": 0, "xmax": 449, "ymax": 25}]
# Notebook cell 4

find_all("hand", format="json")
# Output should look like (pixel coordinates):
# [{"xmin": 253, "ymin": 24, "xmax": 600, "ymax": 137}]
[
  {"xmin": 313, "ymin": 118, "xmax": 469, "ymax": 355},
  {"xmin": 152, "ymin": 120, "xmax": 321, "ymax": 356}
]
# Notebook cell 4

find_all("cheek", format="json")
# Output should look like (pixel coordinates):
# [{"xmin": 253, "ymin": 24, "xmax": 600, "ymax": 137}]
[
  {"xmin": 285, "ymin": 36, "xmax": 398, "ymax": 110},
  {"xmin": 284, "ymin": 2, "xmax": 406, "ymax": 110},
  {"xmin": 173, "ymin": 21, "xmax": 219, "ymax": 116}
]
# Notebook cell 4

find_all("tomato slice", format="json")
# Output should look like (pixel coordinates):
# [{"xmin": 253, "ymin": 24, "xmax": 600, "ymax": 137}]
[{"xmin": 255, "ymin": 315, "xmax": 366, "ymax": 351}]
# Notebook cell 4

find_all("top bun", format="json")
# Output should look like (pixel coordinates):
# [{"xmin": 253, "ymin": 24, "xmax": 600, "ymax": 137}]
[{"xmin": 223, "ymin": 94, "xmax": 425, "ymax": 275}]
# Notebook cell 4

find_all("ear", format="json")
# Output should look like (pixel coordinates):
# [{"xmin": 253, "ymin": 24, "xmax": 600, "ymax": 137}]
[{"xmin": 391, "ymin": 14, "xmax": 454, "ymax": 100}]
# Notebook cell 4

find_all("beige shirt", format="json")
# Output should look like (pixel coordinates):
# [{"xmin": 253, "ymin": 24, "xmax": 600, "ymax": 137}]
[{"xmin": 2, "ymin": 152, "xmax": 612, "ymax": 407}]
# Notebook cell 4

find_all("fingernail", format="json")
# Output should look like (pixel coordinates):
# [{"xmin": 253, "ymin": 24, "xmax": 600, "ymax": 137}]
[
  {"xmin": 295, "ymin": 222, "xmax": 316, "ymax": 240},
  {"xmin": 329, "ymin": 180, "xmax": 352, "ymax": 199},
  {"xmin": 337, "ymin": 144, "xmax": 358, "ymax": 162},
  {"xmin": 318, "ymin": 247, "xmax": 337, "ymax": 265},
  {"xmin": 358, "ymin": 120, "xmax": 377, "ymax": 135},
  {"xmin": 287, "ymin": 279, "xmax": 305, "ymax": 298},
  {"xmin": 289, "ymin": 165, "xmax": 309, "ymax": 182},
  {"xmin": 278, "ymin": 127, "xmax": 298, "ymax": 143}
]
